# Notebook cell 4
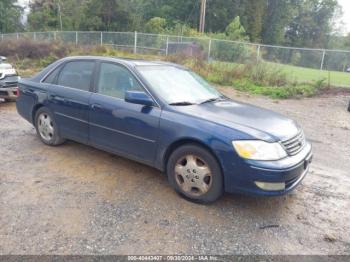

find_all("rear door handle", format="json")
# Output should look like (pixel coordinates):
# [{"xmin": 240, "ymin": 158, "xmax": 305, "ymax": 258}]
[
  {"xmin": 91, "ymin": 104, "xmax": 103, "ymax": 110},
  {"xmin": 23, "ymin": 88, "xmax": 34, "ymax": 94},
  {"xmin": 50, "ymin": 95, "xmax": 66, "ymax": 102}
]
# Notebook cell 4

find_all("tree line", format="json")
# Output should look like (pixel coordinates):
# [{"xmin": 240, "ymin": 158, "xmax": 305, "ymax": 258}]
[{"xmin": 1, "ymin": 0, "xmax": 349, "ymax": 49}]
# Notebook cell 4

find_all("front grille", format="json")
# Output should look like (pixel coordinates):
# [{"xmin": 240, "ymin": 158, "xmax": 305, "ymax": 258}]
[
  {"xmin": 0, "ymin": 75, "xmax": 18, "ymax": 88},
  {"xmin": 4, "ymin": 75, "xmax": 18, "ymax": 82},
  {"xmin": 0, "ymin": 83, "xmax": 17, "ymax": 88},
  {"xmin": 281, "ymin": 131, "xmax": 306, "ymax": 156}
]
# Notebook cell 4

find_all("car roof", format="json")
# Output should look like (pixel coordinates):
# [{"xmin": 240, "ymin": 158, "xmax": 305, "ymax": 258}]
[
  {"xmin": 29, "ymin": 56, "xmax": 187, "ymax": 83},
  {"xmin": 61, "ymin": 56, "xmax": 186, "ymax": 69}
]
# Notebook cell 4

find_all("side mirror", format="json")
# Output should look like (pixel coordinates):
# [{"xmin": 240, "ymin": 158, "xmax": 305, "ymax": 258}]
[
  {"xmin": 125, "ymin": 91, "xmax": 155, "ymax": 107},
  {"xmin": 0, "ymin": 56, "xmax": 7, "ymax": 63}
]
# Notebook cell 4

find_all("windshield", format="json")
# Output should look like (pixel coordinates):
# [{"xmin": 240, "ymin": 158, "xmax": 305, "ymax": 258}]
[{"xmin": 137, "ymin": 65, "xmax": 222, "ymax": 105}]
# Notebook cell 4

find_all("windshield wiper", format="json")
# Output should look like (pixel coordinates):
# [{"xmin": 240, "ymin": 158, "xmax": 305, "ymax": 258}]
[
  {"xmin": 200, "ymin": 96, "xmax": 227, "ymax": 104},
  {"xmin": 169, "ymin": 101, "xmax": 196, "ymax": 106}
]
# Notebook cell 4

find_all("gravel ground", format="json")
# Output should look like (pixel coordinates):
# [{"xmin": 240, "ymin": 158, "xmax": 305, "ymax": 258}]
[{"xmin": 0, "ymin": 90, "xmax": 349, "ymax": 255}]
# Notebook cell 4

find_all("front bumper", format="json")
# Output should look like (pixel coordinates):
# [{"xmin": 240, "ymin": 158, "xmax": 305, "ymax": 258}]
[
  {"xmin": 225, "ymin": 142, "xmax": 313, "ymax": 196},
  {"xmin": 0, "ymin": 86, "xmax": 17, "ymax": 99}
]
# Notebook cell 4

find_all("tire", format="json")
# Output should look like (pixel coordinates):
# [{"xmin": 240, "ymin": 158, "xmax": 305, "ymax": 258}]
[
  {"xmin": 34, "ymin": 107, "xmax": 65, "ymax": 146},
  {"xmin": 167, "ymin": 144, "xmax": 224, "ymax": 204}
]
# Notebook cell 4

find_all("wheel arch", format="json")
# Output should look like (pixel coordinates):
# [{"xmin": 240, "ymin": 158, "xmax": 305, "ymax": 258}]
[
  {"xmin": 163, "ymin": 138, "xmax": 224, "ymax": 177},
  {"xmin": 32, "ymin": 103, "xmax": 45, "ymax": 124}
]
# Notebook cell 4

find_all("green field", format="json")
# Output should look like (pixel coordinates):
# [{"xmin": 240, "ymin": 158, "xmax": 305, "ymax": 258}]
[
  {"xmin": 274, "ymin": 63, "xmax": 350, "ymax": 88},
  {"xmin": 209, "ymin": 60, "xmax": 350, "ymax": 88}
]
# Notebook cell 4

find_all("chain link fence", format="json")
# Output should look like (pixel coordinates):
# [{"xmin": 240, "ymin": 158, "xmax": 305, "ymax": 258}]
[{"xmin": 1, "ymin": 31, "xmax": 350, "ymax": 85}]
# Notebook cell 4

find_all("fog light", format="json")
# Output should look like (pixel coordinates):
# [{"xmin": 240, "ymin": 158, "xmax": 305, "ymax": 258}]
[{"xmin": 255, "ymin": 181, "xmax": 285, "ymax": 191}]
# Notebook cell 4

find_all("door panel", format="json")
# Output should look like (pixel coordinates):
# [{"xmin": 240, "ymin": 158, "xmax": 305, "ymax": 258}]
[
  {"xmin": 46, "ymin": 60, "xmax": 95, "ymax": 143},
  {"xmin": 89, "ymin": 62, "xmax": 161, "ymax": 164},
  {"xmin": 89, "ymin": 94, "xmax": 160, "ymax": 164},
  {"xmin": 48, "ymin": 85, "xmax": 91, "ymax": 143}
]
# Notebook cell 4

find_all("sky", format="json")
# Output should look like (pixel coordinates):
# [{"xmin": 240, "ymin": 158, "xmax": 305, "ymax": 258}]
[
  {"xmin": 16, "ymin": 0, "xmax": 350, "ymax": 34},
  {"xmin": 338, "ymin": 0, "xmax": 350, "ymax": 34}
]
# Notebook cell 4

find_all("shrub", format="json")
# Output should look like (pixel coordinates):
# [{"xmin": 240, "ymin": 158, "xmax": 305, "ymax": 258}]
[
  {"xmin": 0, "ymin": 39, "xmax": 71, "ymax": 60},
  {"xmin": 249, "ymin": 63, "xmax": 288, "ymax": 87}
]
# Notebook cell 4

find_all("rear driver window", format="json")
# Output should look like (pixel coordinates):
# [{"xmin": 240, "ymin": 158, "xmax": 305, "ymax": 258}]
[
  {"xmin": 57, "ymin": 61, "xmax": 95, "ymax": 91},
  {"xmin": 43, "ymin": 65, "xmax": 61, "ymax": 84}
]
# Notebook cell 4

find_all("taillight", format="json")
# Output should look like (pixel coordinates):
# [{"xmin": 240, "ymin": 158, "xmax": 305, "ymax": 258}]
[{"xmin": 16, "ymin": 87, "xmax": 20, "ymax": 97}]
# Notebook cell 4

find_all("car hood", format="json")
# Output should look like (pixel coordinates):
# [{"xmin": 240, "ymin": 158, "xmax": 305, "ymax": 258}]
[
  {"xmin": 0, "ymin": 63, "xmax": 13, "ymax": 70},
  {"xmin": 175, "ymin": 99, "xmax": 299, "ymax": 141}
]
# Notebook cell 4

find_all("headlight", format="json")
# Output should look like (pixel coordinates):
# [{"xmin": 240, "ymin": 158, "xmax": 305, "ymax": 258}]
[{"xmin": 232, "ymin": 140, "xmax": 287, "ymax": 161}]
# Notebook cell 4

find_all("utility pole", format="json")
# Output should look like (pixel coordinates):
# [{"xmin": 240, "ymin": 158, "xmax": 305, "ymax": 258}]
[
  {"xmin": 199, "ymin": 0, "xmax": 207, "ymax": 33},
  {"xmin": 57, "ymin": 0, "xmax": 63, "ymax": 31}
]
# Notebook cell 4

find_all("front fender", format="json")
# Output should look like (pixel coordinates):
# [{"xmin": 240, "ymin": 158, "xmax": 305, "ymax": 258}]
[{"xmin": 155, "ymin": 109, "xmax": 247, "ymax": 176}]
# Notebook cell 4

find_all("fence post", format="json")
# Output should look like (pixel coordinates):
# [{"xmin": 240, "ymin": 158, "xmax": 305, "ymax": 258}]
[
  {"xmin": 257, "ymin": 45, "xmax": 261, "ymax": 63},
  {"xmin": 134, "ymin": 31, "xmax": 138, "ymax": 54},
  {"xmin": 33, "ymin": 32, "xmax": 36, "ymax": 41},
  {"xmin": 208, "ymin": 39, "xmax": 212, "ymax": 62},
  {"xmin": 100, "ymin": 32, "xmax": 103, "ymax": 46},
  {"xmin": 320, "ymin": 50, "xmax": 326, "ymax": 70},
  {"xmin": 54, "ymin": 31, "xmax": 56, "ymax": 41},
  {"xmin": 165, "ymin": 36, "xmax": 169, "ymax": 56},
  {"xmin": 76, "ymin": 31, "xmax": 78, "ymax": 45},
  {"xmin": 17, "ymin": 33, "xmax": 19, "ymax": 40}
]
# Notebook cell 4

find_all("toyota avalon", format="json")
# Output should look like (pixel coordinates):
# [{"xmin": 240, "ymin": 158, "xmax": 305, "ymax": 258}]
[{"xmin": 16, "ymin": 56, "xmax": 313, "ymax": 203}]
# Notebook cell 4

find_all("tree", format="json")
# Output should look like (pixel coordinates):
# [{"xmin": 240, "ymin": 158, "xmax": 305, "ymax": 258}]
[
  {"xmin": 80, "ymin": 0, "xmax": 135, "ymax": 31},
  {"xmin": 205, "ymin": 0, "xmax": 241, "ymax": 33},
  {"xmin": 262, "ymin": 0, "xmax": 296, "ymax": 45},
  {"xmin": 27, "ymin": 0, "xmax": 58, "ymax": 31},
  {"xmin": 139, "ymin": 0, "xmax": 200, "ymax": 29},
  {"xmin": 0, "ymin": 0, "xmax": 23, "ymax": 33},
  {"xmin": 144, "ymin": 17, "xmax": 167, "ymax": 34},
  {"xmin": 210, "ymin": 17, "xmax": 252, "ymax": 63},
  {"xmin": 285, "ymin": 0, "xmax": 340, "ymax": 48},
  {"xmin": 24, "ymin": 0, "xmax": 342, "ymax": 49},
  {"xmin": 224, "ymin": 16, "xmax": 248, "ymax": 41},
  {"xmin": 241, "ymin": 0, "xmax": 267, "ymax": 42}
]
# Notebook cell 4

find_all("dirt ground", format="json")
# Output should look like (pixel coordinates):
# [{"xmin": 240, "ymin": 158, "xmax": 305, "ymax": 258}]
[{"xmin": 0, "ymin": 90, "xmax": 349, "ymax": 255}]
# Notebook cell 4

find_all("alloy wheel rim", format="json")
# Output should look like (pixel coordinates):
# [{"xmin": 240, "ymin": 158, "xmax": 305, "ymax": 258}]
[
  {"xmin": 38, "ymin": 113, "xmax": 54, "ymax": 142},
  {"xmin": 175, "ymin": 154, "xmax": 212, "ymax": 197}
]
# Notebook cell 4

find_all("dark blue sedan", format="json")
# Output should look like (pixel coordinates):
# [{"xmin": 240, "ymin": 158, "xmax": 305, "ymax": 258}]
[{"xmin": 16, "ymin": 56, "xmax": 313, "ymax": 203}]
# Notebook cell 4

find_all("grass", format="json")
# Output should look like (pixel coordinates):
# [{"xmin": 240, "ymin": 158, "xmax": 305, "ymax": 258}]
[
  {"xmin": 180, "ymin": 59, "xmax": 326, "ymax": 99},
  {"xmin": 207, "ymin": 61, "xmax": 350, "ymax": 88},
  {"xmin": 274, "ymin": 63, "xmax": 350, "ymax": 88}
]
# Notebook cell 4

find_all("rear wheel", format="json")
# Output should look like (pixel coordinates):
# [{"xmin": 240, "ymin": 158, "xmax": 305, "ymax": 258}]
[
  {"xmin": 167, "ymin": 144, "xmax": 224, "ymax": 204},
  {"xmin": 35, "ymin": 107, "xmax": 65, "ymax": 146}
]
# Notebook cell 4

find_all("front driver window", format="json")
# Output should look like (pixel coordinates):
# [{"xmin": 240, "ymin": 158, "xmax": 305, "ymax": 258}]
[{"xmin": 98, "ymin": 63, "xmax": 143, "ymax": 99}]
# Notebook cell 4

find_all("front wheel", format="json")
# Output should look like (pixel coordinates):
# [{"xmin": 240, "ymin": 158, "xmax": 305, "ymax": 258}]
[
  {"xmin": 35, "ymin": 107, "xmax": 65, "ymax": 146},
  {"xmin": 167, "ymin": 144, "xmax": 224, "ymax": 204}
]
